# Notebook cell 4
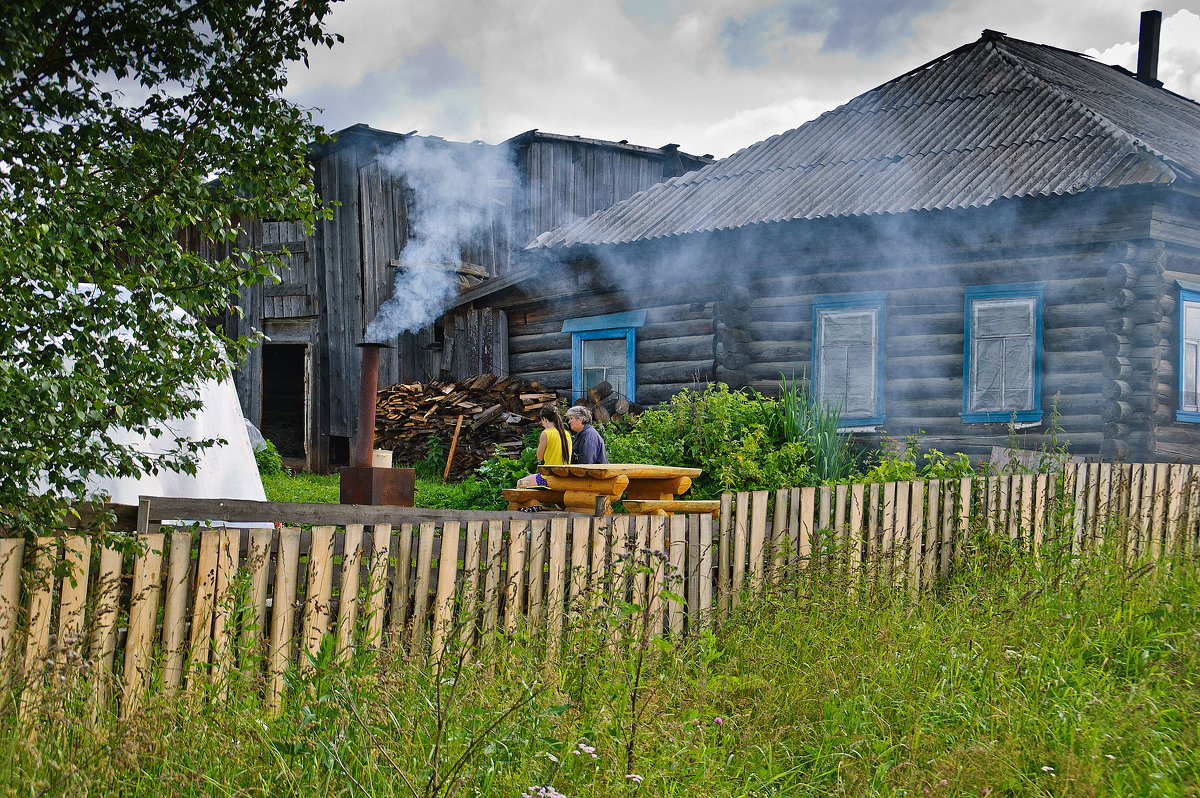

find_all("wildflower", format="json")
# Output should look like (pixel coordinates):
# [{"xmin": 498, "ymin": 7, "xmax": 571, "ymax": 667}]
[
  {"xmin": 521, "ymin": 787, "xmax": 566, "ymax": 798},
  {"xmin": 573, "ymin": 742, "xmax": 597, "ymax": 759},
  {"xmin": 983, "ymin": 790, "xmax": 990, "ymax": 796},
  {"xmin": 626, "ymin": 774, "xmax": 644, "ymax": 784},
  {"xmin": 713, "ymin": 716, "xmax": 723, "ymax": 726},
  {"xmin": 940, "ymin": 779, "xmax": 949, "ymax": 786},
  {"xmin": 1041, "ymin": 766, "xmax": 1054, "ymax": 772},
  {"xmin": 1105, "ymin": 754, "xmax": 1116, "ymax": 761}
]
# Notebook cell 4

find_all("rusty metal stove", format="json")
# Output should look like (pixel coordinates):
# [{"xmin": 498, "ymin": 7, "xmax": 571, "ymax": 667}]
[{"xmin": 339, "ymin": 341, "xmax": 415, "ymax": 506}]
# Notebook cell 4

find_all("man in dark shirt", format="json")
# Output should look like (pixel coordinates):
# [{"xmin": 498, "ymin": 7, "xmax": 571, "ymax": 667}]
[{"xmin": 566, "ymin": 406, "xmax": 608, "ymax": 465}]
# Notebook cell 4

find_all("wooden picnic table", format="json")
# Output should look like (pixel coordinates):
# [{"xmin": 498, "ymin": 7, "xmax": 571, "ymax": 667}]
[{"xmin": 535, "ymin": 463, "xmax": 703, "ymax": 514}]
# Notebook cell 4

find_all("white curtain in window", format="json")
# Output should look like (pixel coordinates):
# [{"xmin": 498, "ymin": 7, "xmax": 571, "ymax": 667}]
[
  {"xmin": 970, "ymin": 298, "xmax": 1035, "ymax": 413},
  {"xmin": 1183, "ymin": 301, "xmax": 1200, "ymax": 411},
  {"xmin": 817, "ymin": 308, "xmax": 877, "ymax": 418}
]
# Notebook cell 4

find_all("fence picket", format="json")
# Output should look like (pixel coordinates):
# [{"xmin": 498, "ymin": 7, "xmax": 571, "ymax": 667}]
[
  {"xmin": 301, "ymin": 526, "xmax": 335, "ymax": 673},
  {"xmin": 0, "ymin": 539, "xmax": 26, "ymax": 667},
  {"xmin": 162, "ymin": 530, "xmax": 194, "ymax": 691},
  {"xmin": 57, "ymin": 535, "xmax": 91, "ymax": 660},
  {"xmin": 459, "ymin": 520, "xmax": 484, "ymax": 650},
  {"xmin": 1033, "ymin": 475, "xmax": 1048, "ymax": 555},
  {"xmin": 480, "ymin": 520, "xmax": 504, "ymax": 646},
  {"xmin": 570, "ymin": 517, "xmax": 590, "ymax": 610},
  {"xmin": 243, "ymin": 527, "xmax": 274, "ymax": 666},
  {"xmin": 1096, "ymin": 464, "xmax": 1113, "ymax": 549},
  {"xmin": 1166, "ymin": 465, "xmax": 1188, "ymax": 559},
  {"xmin": 718, "ymin": 493, "xmax": 732, "ymax": 612},
  {"xmin": 1150, "ymin": 464, "xmax": 1169, "ymax": 560},
  {"xmin": 267, "ymin": 526, "xmax": 301, "ymax": 711},
  {"xmin": 365, "ymin": 524, "xmax": 392, "ymax": 648},
  {"xmin": 505, "ymin": 520, "xmax": 528, "ymax": 634},
  {"xmin": 210, "ymin": 526, "xmax": 242, "ymax": 692},
  {"xmin": 875, "ymin": 482, "xmax": 889, "ymax": 588},
  {"xmin": 834, "ymin": 484, "xmax": 848, "ymax": 578},
  {"xmin": 893, "ymin": 482, "xmax": 910, "ymax": 590},
  {"xmin": 686, "ymin": 514, "xmax": 700, "ymax": 624},
  {"xmin": 849, "ymin": 484, "xmax": 865, "ymax": 585},
  {"xmin": 907, "ymin": 482, "xmax": 924, "ymax": 596},
  {"xmin": 544, "ymin": 517, "xmax": 568, "ymax": 658},
  {"xmin": 748, "ymin": 491, "xmax": 768, "ymax": 591},
  {"xmin": 698, "ymin": 514, "xmax": 714, "ymax": 628},
  {"xmin": 390, "ymin": 523, "xmax": 415, "ymax": 636},
  {"xmin": 731, "ymin": 493, "xmax": 749, "ymax": 604},
  {"xmin": 121, "ymin": 531, "xmax": 165, "ymax": 717},
  {"xmin": 336, "ymin": 524, "xmax": 365, "ymax": 663},
  {"xmin": 430, "ymin": 521, "xmax": 461, "ymax": 665},
  {"xmin": 20, "ymin": 536, "xmax": 56, "ymax": 714},
  {"xmin": 632, "ymin": 515, "xmax": 651, "ymax": 611},
  {"xmin": 527, "ymin": 519, "xmax": 549, "ymax": 628},
  {"xmin": 817, "ymin": 485, "xmax": 832, "ymax": 570},
  {"xmin": 788, "ymin": 487, "xmax": 802, "ymax": 579},
  {"xmin": 1071, "ymin": 463, "xmax": 1088, "ymax": 554},
  {"xmin": 799, "ymin": 487, "xmax": 815, "ymax": 574},
  {"xmin": 590, "ymin": 517, "xmax": 610, "ymax": 611},
  {"xmin": 187, "ymin": 529, "xmax": 221, "ymax": 684},
  {"xmin": 771, "ymin": 489, "xmax": 788, "ymax": 583},
  {"xmin": 648, "ymin": 515, "xmax": 667, "ymax": 634},
  {"xmin": 409, "ymin": 522, "xmax": 437, "ymax": 652},
  {"xmin": 923, "ymin": 480, "xmax": 940, "ymax": 591},
  {"xmin": 669, "ymin": 516, "xmax": 687, "ymax": 636}
]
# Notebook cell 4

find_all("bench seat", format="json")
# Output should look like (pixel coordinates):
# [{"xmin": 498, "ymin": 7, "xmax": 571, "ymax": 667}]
[
  {"xmin": 502, "ymin": 487, "xmax": 565, "ymax": 510},
  {"xmin": 623, "ymin": 499, "xmax": 721, "ymax": 517}
]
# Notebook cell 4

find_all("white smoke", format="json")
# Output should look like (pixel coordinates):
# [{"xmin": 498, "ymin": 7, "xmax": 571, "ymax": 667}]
[{"xmin": 364, "ymin": 135, "xmax": 517, "ymax": 342}]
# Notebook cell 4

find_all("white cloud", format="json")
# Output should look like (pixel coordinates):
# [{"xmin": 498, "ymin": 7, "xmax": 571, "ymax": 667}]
[{"xmin": 284, "ymin": 1, "xmax": 1200, "ymax": 159}]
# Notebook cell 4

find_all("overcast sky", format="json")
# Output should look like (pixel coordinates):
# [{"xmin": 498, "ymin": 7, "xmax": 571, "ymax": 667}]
[{"xmin": 283, "ymin": 2, "xmax": 1200, "ymax": 159}]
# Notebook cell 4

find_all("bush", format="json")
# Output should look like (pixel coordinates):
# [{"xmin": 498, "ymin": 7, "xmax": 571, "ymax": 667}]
[
  {"xmin": 605, "ymin": 384, "xmax": 812, "ymax": 497},
  {"xmin": 254, "ymin": 439, "xmax": 283, "ymax": 475}
]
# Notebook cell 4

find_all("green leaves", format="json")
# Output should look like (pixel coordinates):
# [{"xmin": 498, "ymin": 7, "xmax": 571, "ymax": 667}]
[{"xmin": 0, "ymin": 0, "xmax": 337, "ymax": 538}]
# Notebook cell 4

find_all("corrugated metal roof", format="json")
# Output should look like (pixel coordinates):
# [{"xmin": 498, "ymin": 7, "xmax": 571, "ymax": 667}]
[{"xmin": 532, "ymin": 33, "xmax": 1199, "ymax": 249}]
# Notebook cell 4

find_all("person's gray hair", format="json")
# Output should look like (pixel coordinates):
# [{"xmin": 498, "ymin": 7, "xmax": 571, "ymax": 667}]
[{"xmin": 566, "ymin": 406, "xmax": 592, "ymax": 424}]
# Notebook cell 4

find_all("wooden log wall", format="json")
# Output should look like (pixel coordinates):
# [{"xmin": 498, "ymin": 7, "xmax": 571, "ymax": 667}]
[
  {"xmin": 1149, "ymin": 189, "xmax": 1200, "ymax": 460},
  {"xmin": 3, "ymin": 463, "xmax": 1197, "ymax": 717}
]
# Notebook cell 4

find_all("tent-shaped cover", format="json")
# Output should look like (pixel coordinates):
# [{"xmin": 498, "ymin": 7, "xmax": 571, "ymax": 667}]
[{"xmin": 34, "ymin": 284, "xmax": 265, "ymax": 506}]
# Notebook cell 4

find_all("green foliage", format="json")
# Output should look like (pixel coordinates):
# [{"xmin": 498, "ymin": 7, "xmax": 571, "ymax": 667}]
[
  {"xmin": 0, "ymin": 0, "xmax": 341, "ymax": 542},
  {"xmin": 776, "ymin": 373, "xmax": 857, "ymax": 483},
  {"xmin": 606, "ymin": 384, "xmax": 811, "ymax": 497},
  {"xmin": 861, "ymin": 434, "xmax": 977, "ymax": 484},
  {"xmin": 416, "ymin": 475, "xmax": 504, "ymax": 511},
  {"xmin": 261, "ymin": 471, "xmax": 340, "ymax": 504},
  {"xmin": 413, "ymin": 435, "xmax": 447, "ymax": 481},
  {"xmin": 254, "ymin": 439, "xmax": 284, "ymax": 475},
  {"xmin": 6, "ymin": 540, "xmax": 1200, "ymax": 796}
]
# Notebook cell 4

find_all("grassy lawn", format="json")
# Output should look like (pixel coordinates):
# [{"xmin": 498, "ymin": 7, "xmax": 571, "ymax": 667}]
[
  {"xmin": 5, "ymin": 539, "xmax": 1199, "ymax": 796},
  {"xmin": 261, "ymin": 469, "xmax": 500, "ymax": 509}
]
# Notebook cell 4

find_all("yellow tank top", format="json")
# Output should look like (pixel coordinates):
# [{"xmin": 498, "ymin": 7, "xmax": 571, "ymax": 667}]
[{"xmin": 542, "ymin": 428, "xmax": 572, "ymax": 466}]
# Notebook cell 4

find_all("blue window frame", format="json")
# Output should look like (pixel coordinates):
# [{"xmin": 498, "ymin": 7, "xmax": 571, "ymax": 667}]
[
  {"xmin": 962, "ymin": 283, "xmax": 1045, "ymax": 423},
  {"xmin": 1178, "ymin": 280, "xmax": 1200, "ymax": 423},
  {"xmin": 563, "ymin": 311, "xmax": 646, "ymax": 403},
  {"xmin": 811, "ymin": 293, "xmax": 886, "ymax": 425}
]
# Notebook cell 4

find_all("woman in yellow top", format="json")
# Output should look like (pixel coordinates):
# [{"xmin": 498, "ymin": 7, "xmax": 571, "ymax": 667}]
[{"xmin": 517, "ymin": 407, "xmax": 572, "ymax": 487}]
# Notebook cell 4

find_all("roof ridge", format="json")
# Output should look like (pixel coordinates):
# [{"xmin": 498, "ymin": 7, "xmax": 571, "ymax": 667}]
[{"xmin": 990, "ymin": 37, "xmax": 1185, "ymax": 180}]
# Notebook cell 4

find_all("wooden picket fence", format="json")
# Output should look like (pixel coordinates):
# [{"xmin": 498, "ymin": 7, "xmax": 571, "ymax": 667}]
[{"xmin": 1, "ymin": 462, "xmax": 1197, "ymax": 718}]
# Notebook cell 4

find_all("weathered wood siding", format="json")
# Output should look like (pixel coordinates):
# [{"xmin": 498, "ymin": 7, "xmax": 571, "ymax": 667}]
[
  {"xmin": 1150, "ymin": 191, "xmax": 1200, "ymax": 459},
  {"xmin": 478, "ymin": 185, "xmax": 1200, "ymax": 463}
]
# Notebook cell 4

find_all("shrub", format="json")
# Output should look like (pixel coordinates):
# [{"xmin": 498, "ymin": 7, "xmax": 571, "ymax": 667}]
[{"xmin": 254, "ymin": 438, "xmax": 283, "ymax": 475}]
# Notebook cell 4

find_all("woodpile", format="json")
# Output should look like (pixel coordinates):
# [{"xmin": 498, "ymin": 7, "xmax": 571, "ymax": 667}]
[
  {"xmin": 374, "ymin": 374, "xmax": 558, "ymax": 479},
  {"xmin": 572, "ymin": 381, "xmax": 643, "ymax": 424}
]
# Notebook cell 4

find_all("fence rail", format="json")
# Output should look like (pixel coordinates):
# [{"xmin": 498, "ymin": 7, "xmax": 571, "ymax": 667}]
[{"xmin": 1, "ymin": 462, "xmax": 1196, "ymax": 717}]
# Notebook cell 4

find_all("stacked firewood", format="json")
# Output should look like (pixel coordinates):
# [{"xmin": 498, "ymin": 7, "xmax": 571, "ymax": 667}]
[{"xmin": 374, "ymin": 373, "xmax": 558, "ymax": 478}]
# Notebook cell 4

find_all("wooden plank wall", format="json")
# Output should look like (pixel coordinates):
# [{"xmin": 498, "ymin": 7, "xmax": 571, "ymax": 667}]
[
  {"xmin": 506, "ymin": 292, "xmax": 716, "ymax": 404},
  {"xmin": 1153, "ymin": 240, "xmax": 1200, "ymax": 460},
  {"xmin": 3, "ymin": 463, "xmax": 1197, "ymax": 717}
]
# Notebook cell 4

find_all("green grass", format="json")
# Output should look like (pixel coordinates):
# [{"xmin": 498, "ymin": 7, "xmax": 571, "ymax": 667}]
[
  {"xmin": 261, "ymin": 468, "xmax": 503, "ymax": 509},
  {"xmin": 5, "ymin": 535, "xmax": 1200, "ymax": 796}
]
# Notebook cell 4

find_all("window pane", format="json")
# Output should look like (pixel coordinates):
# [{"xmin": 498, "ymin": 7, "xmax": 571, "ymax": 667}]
[
  {"xmin": 583, "ymin": 338, "xmax": 625, "ymax": 368},
  {"xmin": 971, "ymin": 338, "xmax": 1003, "ymax": 411},
  {"xmin": 1184, "ymin": 341, "xmax": 1198, "ymax": 411},
  {"xmin": 816, "ymin": 305, "xmax": 879, "ymax": 418},
  {"xmin": 1186, "ymin": 303, "xmax": 1200, "ymax": 340},
  {"xmin": 974, "ymin": 298, "xmax": 1034, "ymax": 337},
  {"xmin": 821, "ymin": 310, "xmax": 874, "ymax": 346}
]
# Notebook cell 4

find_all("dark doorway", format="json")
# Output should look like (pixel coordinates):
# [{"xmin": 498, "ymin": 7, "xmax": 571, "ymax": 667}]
[{"xmin": 261, "ymin": 344, "xmax": 308, "ymax": 460}]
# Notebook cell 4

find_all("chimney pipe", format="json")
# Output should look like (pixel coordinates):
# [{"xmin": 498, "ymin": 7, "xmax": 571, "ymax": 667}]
[
  {"xmin": 1136, "ymin": 10, "xmax": 1162, "ymax": 87},
  {"xmin": 354, "ymin": 341, "xmax": 387, "ymax": 468}
]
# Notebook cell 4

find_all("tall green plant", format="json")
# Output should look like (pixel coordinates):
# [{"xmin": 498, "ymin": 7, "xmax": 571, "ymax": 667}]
[{"xmin": 777, "ymin": 373, "xmax": 856, "ymax": 483}]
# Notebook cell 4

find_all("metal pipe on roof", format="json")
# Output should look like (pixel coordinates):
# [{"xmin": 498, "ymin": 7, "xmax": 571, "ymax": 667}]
[{"xmin": 1136, "ymin": 10, "xmax": 1162, "ymax": 87}]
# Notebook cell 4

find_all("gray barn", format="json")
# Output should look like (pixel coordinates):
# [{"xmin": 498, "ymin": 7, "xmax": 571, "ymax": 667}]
[
  {"xmin": 450, "ymin": 25, "xmax": 1200, "ymax": 463},
  {"xmin": 203, "ymin": 125, "xmax": 710, "ymax": 471}
]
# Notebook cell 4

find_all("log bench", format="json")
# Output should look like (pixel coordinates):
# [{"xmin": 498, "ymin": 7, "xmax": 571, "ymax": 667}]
[
  {"xmin": 622, "ymin": 499, "xmax": 721, "ymax": 518},
  {"xmin": 502, "ymin": 487, "xmax": 566, "ymax": 510}
]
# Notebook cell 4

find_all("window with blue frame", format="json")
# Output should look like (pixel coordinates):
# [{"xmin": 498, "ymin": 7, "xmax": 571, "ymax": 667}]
[
  {"xmin": 812, "ymin": 293, "xmax": 886, "ymax": 425},
  {"xmin": 962, "ymin": 283, "xmax": 1045, "ymax": 423},
  {"xmin": 1178, "ymin": 280, "xmax": 1200, "ymax": 422},
  {"xmin": 562, "ymin": 311, "xmax": 646, "ymax": 402}
]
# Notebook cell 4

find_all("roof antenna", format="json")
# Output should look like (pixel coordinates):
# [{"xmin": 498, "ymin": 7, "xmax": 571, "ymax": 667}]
[{"xmin": 1136, "ymin": 10, "xmax": 1163, "ymax": 87}]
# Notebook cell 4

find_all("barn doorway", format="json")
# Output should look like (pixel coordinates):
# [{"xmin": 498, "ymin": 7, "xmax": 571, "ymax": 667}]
[{"xmin": 261, "ymin": 343, "xmax": 310, "ymax": 466}]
